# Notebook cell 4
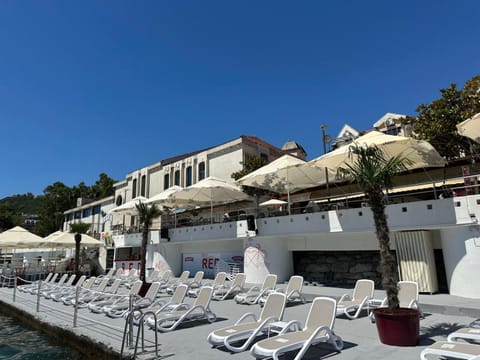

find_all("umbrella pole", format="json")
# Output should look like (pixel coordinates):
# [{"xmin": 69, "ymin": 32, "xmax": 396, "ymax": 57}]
[{"xmin": 287, "ymin": 169, "xmax": 291, "ymax": 215}]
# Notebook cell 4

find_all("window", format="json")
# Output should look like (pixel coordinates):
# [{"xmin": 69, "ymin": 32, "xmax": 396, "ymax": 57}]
[
  {"xmin": 93, "ymin": 205, "xmax": 101, "ymax": 215},
  {"xmin": 140, "ymin": 175, "xmax": 146, "ymax": 196},
  {"xmin": 198, "ymin": 162, "xmax": 206, "ymax": 181},
  {"xmin": 82, "ymin": 208, "xmax": 91, "ymax": 218},
  {"xmin": 260, "ymin": 153, "xmax": 268, "ymax": 162},
  {"xmin": 116, "ymin": 195, "xmax": 123, "ymax": 206},
  {"xmin": 174, "ymin": 170, "xmax": 180, "ymax": 186},
  {"xmin": 164, "ymin": 174, "xmax": 170, "ymax": 190},
  {"xmin": 67, "ymin": 213, "xmax": 73, "ymax": 221},
  {"xmin": 74, "ymin": 211, "xmax": 81, "ymax": 219},
  {"xmin": 186, "ymin": 166, "xmax": 192, "ymax": 186},
  {"xmin": 132, "ymin": 179, "xmax": 137, "ymax": 198}
]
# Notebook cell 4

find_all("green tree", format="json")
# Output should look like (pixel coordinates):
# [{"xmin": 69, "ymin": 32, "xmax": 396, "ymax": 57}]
[
  {"xmin": 231, "ymin": 154, "xmax": 270, "ymax": 197},
  {"xmin": 404, "ymin": 75, "xmax": 480, "ymax": 159},
  {"xmin": 338, "ymin": 145, "xmax": 411, "ymax": 311},
  {"xmin": 36, "ymin": 182, "xmax": 76, "ymax": 236},
  {"xmin": 69, "ymin": 222, "xmax": 92, "ymax": 277},
  {"xmin": 92, "ymin": 173, "xmax": 116, "ymax": 198},
  {"xmin": 0, "ymin": 204, "xmax": 23, "ymax": 231},
  {"xmin": 135, "ymin": 201, "xmax": 162, "ymax": 282}
]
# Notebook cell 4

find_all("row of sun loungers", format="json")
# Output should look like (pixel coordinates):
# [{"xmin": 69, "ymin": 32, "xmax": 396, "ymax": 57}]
[{"xmin": 20, "ymin": 269, "xmax": 462, "ymax": 359}]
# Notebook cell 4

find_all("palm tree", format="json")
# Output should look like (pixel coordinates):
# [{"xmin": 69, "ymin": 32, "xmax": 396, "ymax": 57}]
[
  {"xmin": 338, "ymin": 145, "xmax": 411, "ymax": 311},
  {"xmin": 69, "ymin": 222, "xmax": 91, "ymax": 278},
  {"xmin": 135, "ymin": 201, "xmax": 162, "ymax": 282}
]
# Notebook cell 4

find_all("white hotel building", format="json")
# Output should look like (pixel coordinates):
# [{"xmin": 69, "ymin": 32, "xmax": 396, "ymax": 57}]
[{"xmin": 64, "ymin": 119, "xmax": 480, "ymax": 300}]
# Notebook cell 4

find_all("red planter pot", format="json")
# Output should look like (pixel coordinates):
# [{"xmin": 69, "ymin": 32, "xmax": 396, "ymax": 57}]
[{"xmin": 373, "ymin": 307, "xmax": 420, "ymax": 346}]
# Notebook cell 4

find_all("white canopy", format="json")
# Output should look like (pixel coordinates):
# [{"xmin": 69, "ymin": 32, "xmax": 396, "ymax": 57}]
[
  {"xmin": 108, "ymin": 196, "xmax": 147, "ymax": 216},
  {"xmin": 310, "ymin": 131, "xmax": 446, "ymax": 171},
  {"xmin": 0, "ymin": 226, "xmax": 49, "ymax": 249},
  {"xmin": 259, "ymin": 199, "xmax": 288, "ymax": 207},
  {"xmin": 169, "ymin": 177, "xmax": 251, "ymax": 223},
  {"xmin": 457, "ymin": 113, "xmax": 480, "ymax": 143},
  {"xmin": 44, "ymin": 231, "xmax": 105, "ymax": 248},
  {"xmin": 237, "ymin": 154, "xmax": 333, "ymax": 214},
  {"xmin": 145, "ymin": 186, "xmax": 184, "ymax": 207}
]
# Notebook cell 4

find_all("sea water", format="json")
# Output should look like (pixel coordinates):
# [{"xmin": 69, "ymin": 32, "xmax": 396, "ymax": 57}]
[{"xmin": 0, "ymin": 313, "xmax": 82, "ymax": 359}]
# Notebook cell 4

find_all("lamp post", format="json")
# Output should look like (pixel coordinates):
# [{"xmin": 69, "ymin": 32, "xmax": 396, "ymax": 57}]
[{"xmin": 321, "ymin": 125, "xmax": 330, "ymax": 202}]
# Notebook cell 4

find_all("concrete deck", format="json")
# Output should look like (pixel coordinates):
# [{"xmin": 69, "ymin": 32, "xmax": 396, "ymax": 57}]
[{"xmin": 0, "ymin": 282, "xmax": 479, "ymax": 360}]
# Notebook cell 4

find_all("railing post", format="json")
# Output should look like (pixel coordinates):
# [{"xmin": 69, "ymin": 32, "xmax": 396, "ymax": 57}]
[
  {"xmin": 13, "ymin": 275, "xmax": 17, "ymax": 302},
  {"xmin": 36, "ymin": 281, "xmax": 41, "ymax": 312},
  {"xmin": 128, "ymin": 294, "xmax": 134, "ymax": 348},
  {"xmin": 73, "ymin": 285, "xmax": 80, "ymax": 327}
]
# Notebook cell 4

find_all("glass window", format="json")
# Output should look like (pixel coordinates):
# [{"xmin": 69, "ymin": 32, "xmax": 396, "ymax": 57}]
[
  {"xmin": 132, "ymin": 179, "xmax": 137, "ymax": 198},
  {"xmin": 164, "ymin": 174, "xmax": 169, "ymax": 190},
  {"xmin": 82, "ymin": 208, "xmax": 91, "ymax": 217},
  {"xmin": 186, "ymin": 166, "xmax": 192, "ymax": 186},
  {"xmin": 198, "ymin": 162, "xmax": 206, "ymax": 181},
  {"xmin": 174, "ymin": 170, "xmax": 180, "ymax": 186},
  {"xmin": 67, "ymin": 213, "xmax": 73, "ymax": 221},
  {"xmin": 140, "ymin": 175, "xmax": 146, "ymax": 196},
  {"xmin": 93, "ymin": 205, "xmax": 101, "ymax": 215},
  {"xmin": 74, "ymin": 211, "xmax": 81, "ymax": 219}
]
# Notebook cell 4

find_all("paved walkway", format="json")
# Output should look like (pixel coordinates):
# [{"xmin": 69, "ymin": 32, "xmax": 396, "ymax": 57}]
[{"xmin": 0, "ymin": 282, "xmax": 479, "ymax": 359}]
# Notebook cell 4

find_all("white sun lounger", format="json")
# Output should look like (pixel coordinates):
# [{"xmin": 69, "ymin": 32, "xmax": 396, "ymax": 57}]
[
  {"xmin": 104, "ymin": 281, "xmax": 161, "ymax": 318},
  {"xmin": 132, "ymin": 284, "xmax": 189, "ymax": 325},
  {"xmin": 212, "ymin": 273, "xmax": 246, "ymax": 301},
  {"xmin": 336, "ymin": 279, "xmax": 374, "ymax": 319},
  {"xmin": 259, "ymin": 275, "xmax": 306, "ymax": 306},
  {"xmin": 207, "ymin": 292, "xmax": 286, "ymax": 353},
  {"xmin": 250, "ymin": 297, "xmax": 344, "ymax": 360},
  {"xmin": 60, "ymin": 276, "xmax": 98, "ymax": 305},
  {"xmin": 420, "ymin": 341, "xmax": 480, "ymax": 359},
  {"xmin": 189, "ymin": 272, "xmax": 227, "ymax": 298},
  {"xmin": 49, "ymin": 275, "xmax": 87, "ymax": 301},
  {"xmin": 146, "ymin": 286, "xmax": 216, "ymax": 332},
  {"xmin": 17, "ymin": 272, "xmax": 54, "ymax": 293},
  {"xmin": 235, "ymin": 274, "xmax": 277, "ymax": 305},
  {"xmin": 69, "ymin": 277, "xmax": 119, "ymax": 307},
  {"xmin": 448, "ymin": 327, "xmax": 480, "ymax": 343},
  {"xmin": 89, "ymin": 280, "xmax": 143, "ymax": 313}
]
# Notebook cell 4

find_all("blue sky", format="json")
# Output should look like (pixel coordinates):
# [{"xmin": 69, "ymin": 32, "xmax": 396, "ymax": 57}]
[{"xmin": 1, "ymin": 1, "xmax": 479, "ymax": 199}]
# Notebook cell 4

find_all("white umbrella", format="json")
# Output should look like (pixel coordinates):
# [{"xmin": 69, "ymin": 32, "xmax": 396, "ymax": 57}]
[
  {"xmin": 310, "ymin": 131, "xmax": 446, "ymax": 171},
  {"xmin": 108, "ymin": 196, "xmax": 147, "ymax": 215},
  {"xmin": 145, "ymin": 186, "xmax": 184, "ymax": 207},
  {"xmin": 0, "ymin": 226, "xmax": 49, "ymax": 249},
  {"xmin": 44, "ymin": 231, "xmax": 105, "ymax": 248},
  {"xmin": 457, "ymin": 113, "xmax": 480, "ymax": 143},
  {"xmin": 259, "ymin": 199, "xmax": 288, "ymax": 207},
  {"xmin": 236, "ymin": 154, "xmax": 333, "ymax": 214},
  {"xmin": 169, "ymin": 177, "xmax": 251, "ymax": 223}
]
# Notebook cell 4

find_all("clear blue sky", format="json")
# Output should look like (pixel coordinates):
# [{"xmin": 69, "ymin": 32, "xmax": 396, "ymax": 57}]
[{"xmin": 1, "ymin": 1, "xmax": 479, "ymax": 199}]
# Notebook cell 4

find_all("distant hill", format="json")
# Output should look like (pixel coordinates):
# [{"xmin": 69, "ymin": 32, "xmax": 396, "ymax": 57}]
[{"xmin": 0, "ymin": 193, "xmax": 44, "ymax": 214}]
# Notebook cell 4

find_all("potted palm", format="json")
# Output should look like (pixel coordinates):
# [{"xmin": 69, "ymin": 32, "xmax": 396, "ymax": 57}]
[
  {"xmin": 338, "ymin": 144, "xmax": 420, "ymax": 346},
  {"xmin": 135, "ymin": 201, "xmax": 162, "ymax": 297}
]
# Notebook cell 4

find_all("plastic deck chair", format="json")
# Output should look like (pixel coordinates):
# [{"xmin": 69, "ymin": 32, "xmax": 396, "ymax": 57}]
[
  {"xmin": 420, "ymin": 341, "xmax": 480, "ymax": 360},
  {"xmin": 146, "ymin": 286, "xmax": 216, "ymax": 332},
  {"xmin": 207, "ymin": 292, "xmax": 286, "ymax": 353},
  {"xmin": 234, "ymin": 274, "xmax": 277, "ymax": 305},
  {"xmin": 336, "ymin": 279, "xmax": 374, "ymax": 319},
  {"xmin": 250, "ymin": 297, "xmax": 343, "ymax": 360},
  {"xmin": 259, "ymin": 275, "xmax": 306, "ymax": 306},
  {"xmin": 212, "ymin": 273, "xmax": 246, "ymax": 301}
]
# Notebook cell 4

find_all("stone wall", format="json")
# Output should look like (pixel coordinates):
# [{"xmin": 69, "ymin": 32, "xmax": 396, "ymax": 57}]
[{"xmin": 293, "ymin": 250, "xmax": 398, "ymax": 287}]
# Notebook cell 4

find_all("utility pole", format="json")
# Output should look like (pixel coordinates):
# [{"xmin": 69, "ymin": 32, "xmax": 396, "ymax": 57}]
[{"xmin": 320, "ymin": 125, "xmax": 330, "ymax": 202}]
